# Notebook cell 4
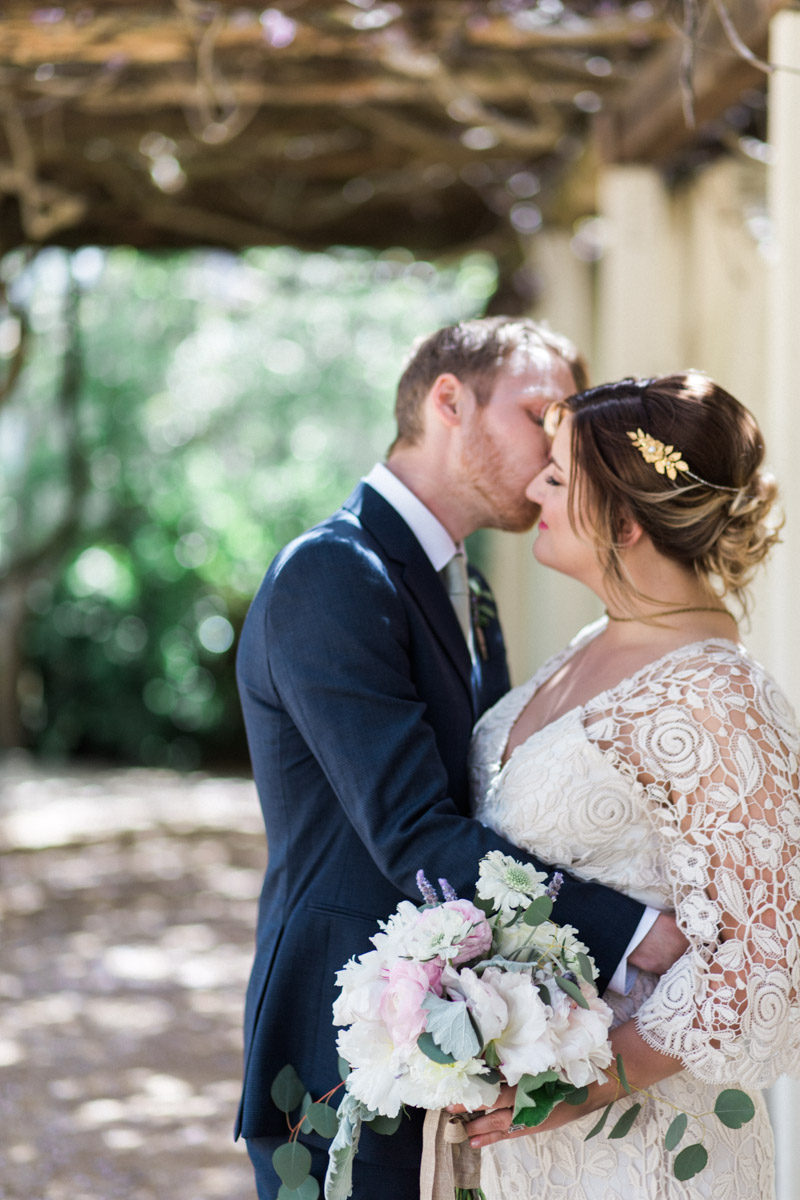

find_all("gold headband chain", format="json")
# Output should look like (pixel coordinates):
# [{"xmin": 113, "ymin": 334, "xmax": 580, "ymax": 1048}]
[{"xmin": 627, "ymin": 429, "xmax": 740, "ymax": 493}]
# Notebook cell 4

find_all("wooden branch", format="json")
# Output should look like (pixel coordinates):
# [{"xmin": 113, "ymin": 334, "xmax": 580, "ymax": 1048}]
[{"xmin": 597, "ymin": 0, "xmax": 789, "ymax": 163}]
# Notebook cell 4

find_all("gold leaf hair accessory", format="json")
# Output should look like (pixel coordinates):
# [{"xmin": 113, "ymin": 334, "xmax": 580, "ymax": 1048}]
[
  {"xmin": 627, "ymin": 429, "xmax": 688, "ymax": 481},
  {"xmin": 627, "ymin": 427, "xmax": 740, "ymax": 493}
]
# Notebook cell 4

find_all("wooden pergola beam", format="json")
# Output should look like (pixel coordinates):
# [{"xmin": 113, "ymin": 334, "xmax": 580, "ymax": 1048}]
[{"xmin": 597, "ymin": 0, "xmax": 787, "ymax": 164}]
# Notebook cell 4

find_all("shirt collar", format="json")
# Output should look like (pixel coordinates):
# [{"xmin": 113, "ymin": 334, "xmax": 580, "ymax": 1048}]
[{"xmin": 362, "ymin": 462, "xmax": 461, "ymax": 572}]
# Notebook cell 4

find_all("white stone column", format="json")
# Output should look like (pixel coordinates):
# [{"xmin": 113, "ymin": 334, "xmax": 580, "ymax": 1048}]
[
  {"xmin": 764, "ymin": 13, "xmax": 800, "ymax": 1200},
  {"xmin": 594, "ymin": 164, "xmax": 684, "ymax": 382}
]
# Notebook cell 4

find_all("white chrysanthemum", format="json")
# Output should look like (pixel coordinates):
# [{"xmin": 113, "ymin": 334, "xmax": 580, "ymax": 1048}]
[
  {"xmin": 527, "ymin": 922, "xmax": 596, "ymax": 980},
  {"xmin": 371, "ymin": 900, "xmax": 425, "ymax": 956},
  {"xmin": 547, "ymin": 985, "xmax": 614, "ymax": 1087},
  {"xmin": 476, "ymin": 851, "xmax": 548, "ymax": 914},
  {"xmin": 441, "ymin": 964, "xmax": 508, "ymax": 1044},
  {"xmin": 400, "ymin": 1045, "xmax": 500, "ymax": 1111},
  {"xmin": 332, "ymin": 950, "xmax": 387, "ymax": 1026},
  {"xmin": 482, "ymin": 967, "xmax": 556, "ymax": 1085},
  {"xmin": 336, "ymin": 1021, "xmax": 411, "ymax": 1117}
]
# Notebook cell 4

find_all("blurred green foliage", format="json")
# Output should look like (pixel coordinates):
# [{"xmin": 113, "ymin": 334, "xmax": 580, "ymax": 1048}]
[{"xmin": 0, "ymin": 245, "xmax": 496, "ymax": 769}]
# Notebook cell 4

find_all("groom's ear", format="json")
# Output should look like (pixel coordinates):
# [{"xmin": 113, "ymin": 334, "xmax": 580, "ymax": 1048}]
[{"xmin": 429, "ymin": 373, "xmax": 468, "ymax": 428}]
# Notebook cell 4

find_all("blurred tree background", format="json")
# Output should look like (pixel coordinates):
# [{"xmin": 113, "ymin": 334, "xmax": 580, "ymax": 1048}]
[{"xmin": 0, "ymin": 246, "xmax": 496, "ymax": 771}]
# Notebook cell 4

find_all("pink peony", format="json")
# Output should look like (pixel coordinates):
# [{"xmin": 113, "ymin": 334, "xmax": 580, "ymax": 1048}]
[{"xmin": 379, "ymin": 960, "xmax": 441, "ymax": 1048}]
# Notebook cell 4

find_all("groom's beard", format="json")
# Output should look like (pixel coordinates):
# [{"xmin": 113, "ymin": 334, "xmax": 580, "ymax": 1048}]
[{"xmin": 460, "ymin": 426, "xmax": 541, "ymax": 534}]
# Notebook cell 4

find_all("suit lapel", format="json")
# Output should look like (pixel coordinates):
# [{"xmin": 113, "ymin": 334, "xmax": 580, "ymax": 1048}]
[{"xmin": 343, "ymin": 483, "xmax": 474, "ymax": 699}]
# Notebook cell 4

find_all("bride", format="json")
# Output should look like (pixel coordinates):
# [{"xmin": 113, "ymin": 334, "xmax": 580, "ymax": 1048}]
[{"xmin": 462, "ymin": 373, "xmax": 800, "ymax": 1197}]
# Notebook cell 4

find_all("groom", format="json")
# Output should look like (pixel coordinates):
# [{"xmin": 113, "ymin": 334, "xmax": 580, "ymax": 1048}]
[{"xmin": 235, "ymin": 316, "xmax": 684, "ymax": 1199}]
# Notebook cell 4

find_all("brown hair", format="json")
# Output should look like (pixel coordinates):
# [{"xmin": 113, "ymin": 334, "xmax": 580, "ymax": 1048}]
[
  {"xmin": 390, "ymin": 316, "xmax": 587, "ymax": 450},
  {"xmin": 547, "ymin": 372, "xmax": 781, "ymax": 613}
]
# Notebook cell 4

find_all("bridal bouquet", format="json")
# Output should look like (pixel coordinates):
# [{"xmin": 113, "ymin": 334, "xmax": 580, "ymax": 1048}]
[{"xmin": 325, "ymin": 851, "xmax": 614, "ymax": 1199}]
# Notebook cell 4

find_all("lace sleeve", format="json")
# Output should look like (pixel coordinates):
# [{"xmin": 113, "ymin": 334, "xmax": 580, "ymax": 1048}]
[{"xmin": 595, "ymin": 649, "xmax": 800, "ymax": 1087}]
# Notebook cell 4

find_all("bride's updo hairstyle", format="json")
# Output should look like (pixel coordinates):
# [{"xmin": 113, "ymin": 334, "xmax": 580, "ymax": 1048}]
[{"xmin": 545, "ymin": 372, "xmax": 781, "ymax": 613}]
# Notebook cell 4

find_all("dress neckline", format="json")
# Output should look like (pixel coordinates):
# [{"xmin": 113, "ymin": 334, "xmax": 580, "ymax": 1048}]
[{"xmin": 499, "ymin": 631, "xmax": 744, "ymax": 771}]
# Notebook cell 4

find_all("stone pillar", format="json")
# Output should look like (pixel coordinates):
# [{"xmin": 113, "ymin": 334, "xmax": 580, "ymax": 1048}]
[
  {"xmin": 764, "ymin": 13, "xmax": 800, "ymax": 1200},
  {"xmin": 594, "ymin": 164, "xmax": 683, "ymax": 382}
]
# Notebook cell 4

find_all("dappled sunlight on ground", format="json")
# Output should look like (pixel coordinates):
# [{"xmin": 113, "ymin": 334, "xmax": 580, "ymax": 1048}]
[{"xmin": 0, "ymin": 755, "xmax": 265, "ymax": 1200}]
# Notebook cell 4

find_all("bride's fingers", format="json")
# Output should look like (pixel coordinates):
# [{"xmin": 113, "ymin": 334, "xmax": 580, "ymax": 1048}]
[{"xmin": 464, "ymin": 1108, "xmax": 530, "ymax": 1148}]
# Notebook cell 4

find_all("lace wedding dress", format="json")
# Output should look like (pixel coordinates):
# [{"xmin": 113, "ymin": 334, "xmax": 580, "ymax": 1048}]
[{"xmin": 470, "ymin": 621, "xmax": 800, "ymax": 1199}]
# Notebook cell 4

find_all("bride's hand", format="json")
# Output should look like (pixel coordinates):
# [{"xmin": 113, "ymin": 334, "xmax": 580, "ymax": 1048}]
[{"xmin": 450, "ymin": 1085, "xmax": 584, "ymax": 1148}]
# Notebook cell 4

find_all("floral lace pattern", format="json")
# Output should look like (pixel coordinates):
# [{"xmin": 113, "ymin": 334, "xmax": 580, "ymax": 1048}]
[{"xmin": 469, "ymin": 624, "xmax": 800, "ymax": 1197}]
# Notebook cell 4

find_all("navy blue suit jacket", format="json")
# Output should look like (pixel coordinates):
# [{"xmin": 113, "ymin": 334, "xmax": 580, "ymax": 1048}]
[{"xmin": 235, "ymin": 482, "xmax": 644, "ymax": 1164}]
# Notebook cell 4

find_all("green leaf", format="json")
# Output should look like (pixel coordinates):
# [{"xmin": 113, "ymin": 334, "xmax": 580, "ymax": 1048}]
[
  {"xmin": 555, "ymin": 975, "xmax": 589, "ymax": 1009},
  {"xmin": 324, "ymin": 1093, "xmax": 368, "ymax": 1200},
  {"xmin": 664, "ymin": 1112, "xmax": 688, "ymax": 1151},
  {"xmin": 523, "ymin": 895, "xmax": 554, "ymax": 926},
  {"xmin": 576, "ymin": 953, "xmax": 595, "ymax": 984},
  {"xmin": 483, "ymin": 1041, "xmax": 501, "ymax": 1069},
  {"xmin": 513, "ymin": 1074, "xmax": 575, "ymax": 1128},
  {"xmin": 714, "ymin": 1089, "xmax": 756, "ymax": 1129},
  {"xmin": 537, "ymin": 983, "xmax": 552, "ymax": 1007},
  {"xmin": 271, "ymin": 1065, "xmax": 307, "ymax": 1114},
  {"xmin": 272, "ymin": 1142, "xmax": 312, "ymax": 1190},
  {"xmin": 337, "ymin": 1057, "xmax": 351, "ymax": 1083},
  {"xmin": 616, "ymin": 1053, "xmax": 632, "ymax": 1094},
  {"xmin": 306, "ymin": 1102, "xmax": 340, "ymax": 1140},
  {"xmin": 563, "ymin": 1086, "xmax": 589, "ymax": 1107},
  {"xmin": 421, "ymin": 993, "xmax": 482, "ymax": 1060},
  {"xmin": 366, "ymin": 1112, "xmax": 403, "ymax": 1136},
  {"xmin": 472, "ymin": 892, "xmax": 496, "ymax": 917},
  {"xmin": 417, "ymin": 1032, "xmax": 456, "ymax": 1064},
  {"xmin": 584, "ymin": 1103, "xmax": 612, "ymax": 1140},
  {"xmin": 673, "ymin": 1142, "xmax": 708, "ymax": 1181},
  {"xmin": 278, "ymin": 1179, "xmax": 320, "ymax": 1200},
  {"xmin": 608, "ymin": 1102, "xmax": 642, "ymax": 1139}
]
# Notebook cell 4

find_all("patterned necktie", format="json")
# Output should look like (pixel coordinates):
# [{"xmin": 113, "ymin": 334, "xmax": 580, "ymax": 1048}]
[{"xmin": 440, "ymin": 551, "xmax": 473, "ymax": 654}]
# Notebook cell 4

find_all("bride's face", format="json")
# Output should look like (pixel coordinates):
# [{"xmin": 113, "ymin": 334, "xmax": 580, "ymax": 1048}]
[{"xmin": 526, "ymin": 417, "xmax": 602, "ymax": 585}]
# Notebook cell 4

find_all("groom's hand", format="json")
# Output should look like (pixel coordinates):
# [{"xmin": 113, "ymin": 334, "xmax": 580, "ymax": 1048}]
[{"xmin": 628, "ymin": 911, "xmax": 688, "ymax": 975}]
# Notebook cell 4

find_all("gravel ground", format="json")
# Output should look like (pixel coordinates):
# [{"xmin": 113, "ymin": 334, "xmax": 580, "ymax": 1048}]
[{"xmin": 0, "ymin": 753, "xmax": 265, "ymax": 1200}]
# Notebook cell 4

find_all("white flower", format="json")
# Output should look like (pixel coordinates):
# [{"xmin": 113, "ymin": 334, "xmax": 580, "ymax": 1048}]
[
  {"xmin": 547, "ymin": 985, "xmax": 614, "ymax": 1087},
  {"xmin": 332, "ymin": 950, "xmax": 387, "ymax": 1026},
  {"xmin": 481, "ymin": 967, "xmax": 555, "ymax": 1085},
  {"xmin": 441, "ymin": 964, "xmax": 508, "ymax": 1044},
  {"xmin": 336, "ymin": 1021, "xmax": 411, "ymax": 1117},
  {"xmin": 400, "ymin": 1045, "xmax": 500, "ymax": 1111},
  {"xmin": 400, "ymin": 903, "xmax": 490, "ymax": 965},
  {"xmin": 476, "ymin": 851, "xmax": 548, "ymax": 915}
]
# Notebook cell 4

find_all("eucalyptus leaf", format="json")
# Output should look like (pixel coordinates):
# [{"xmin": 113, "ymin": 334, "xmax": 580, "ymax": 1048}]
[
  {"xmin": 563, "ymin": 1086, "xmax": 589, "ymax": 1107},
  {"xmin": 537, "ymin": 983, "xmax": 552, "ymax": 1006},
  {"xmin": 337, "ymin": 1057, "xmax": 351, "ymax": 1083},
  {"xmin": 472, "ymin": 893, "xmax": 496, "ymax": 917},
  {"xmin": 421, "ymin": 993, "xmax": 481, "ymax": 1060},
  {"xmin": 273, "ymin": 1142, "xmax": 312, "ymax": 1190},
  {"xmin": 714, "ymin": 1089, "xmax": 756, "ymax": 1129},
  {"xmin": 417, "ymin": 1032, "xmax": 456, "ymax": 1064},
  {"xmin": 523, "ymin": 895, "xmax": 554, "ymax": 927},
  {"xmin": 616, "ymin": 1053, "xmax": 631, "ymax": 1095},
  {"xmin": 608, "ymin": 1102, "xmax": 642, "ymax": 1139},
  {"xmin": 584, "ymin": 1103, "xmax": 612, "ymax": 1140},
  {"xmin": 576, "ymin": 952, "xmax": 595, "ymax": 983},
  {"xmin": 555, "ymin": 975, "xmax": 589, "ymax": 1009},
  {"xmin": 366, "ymin": 1112, "xmax": 403, "ymax": 1136},
  {"xmin": 673, "ymin": 1142, "xmax": 709, "ymax": 1181},
  {"xmin": 306, "ymin": 1102, "xmax": 340, "ymax": 1140},
  {"xmin": 271, "ymin": 1065, "xmax": 307, "ymax": 1115},
  {"xmin": 664, "ymin": 1112, "xmax": 688, "ymax": 1151},
  {"xmin": 278, "ymin": 1179, "xmax": 320, "ymax": 1200}
]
